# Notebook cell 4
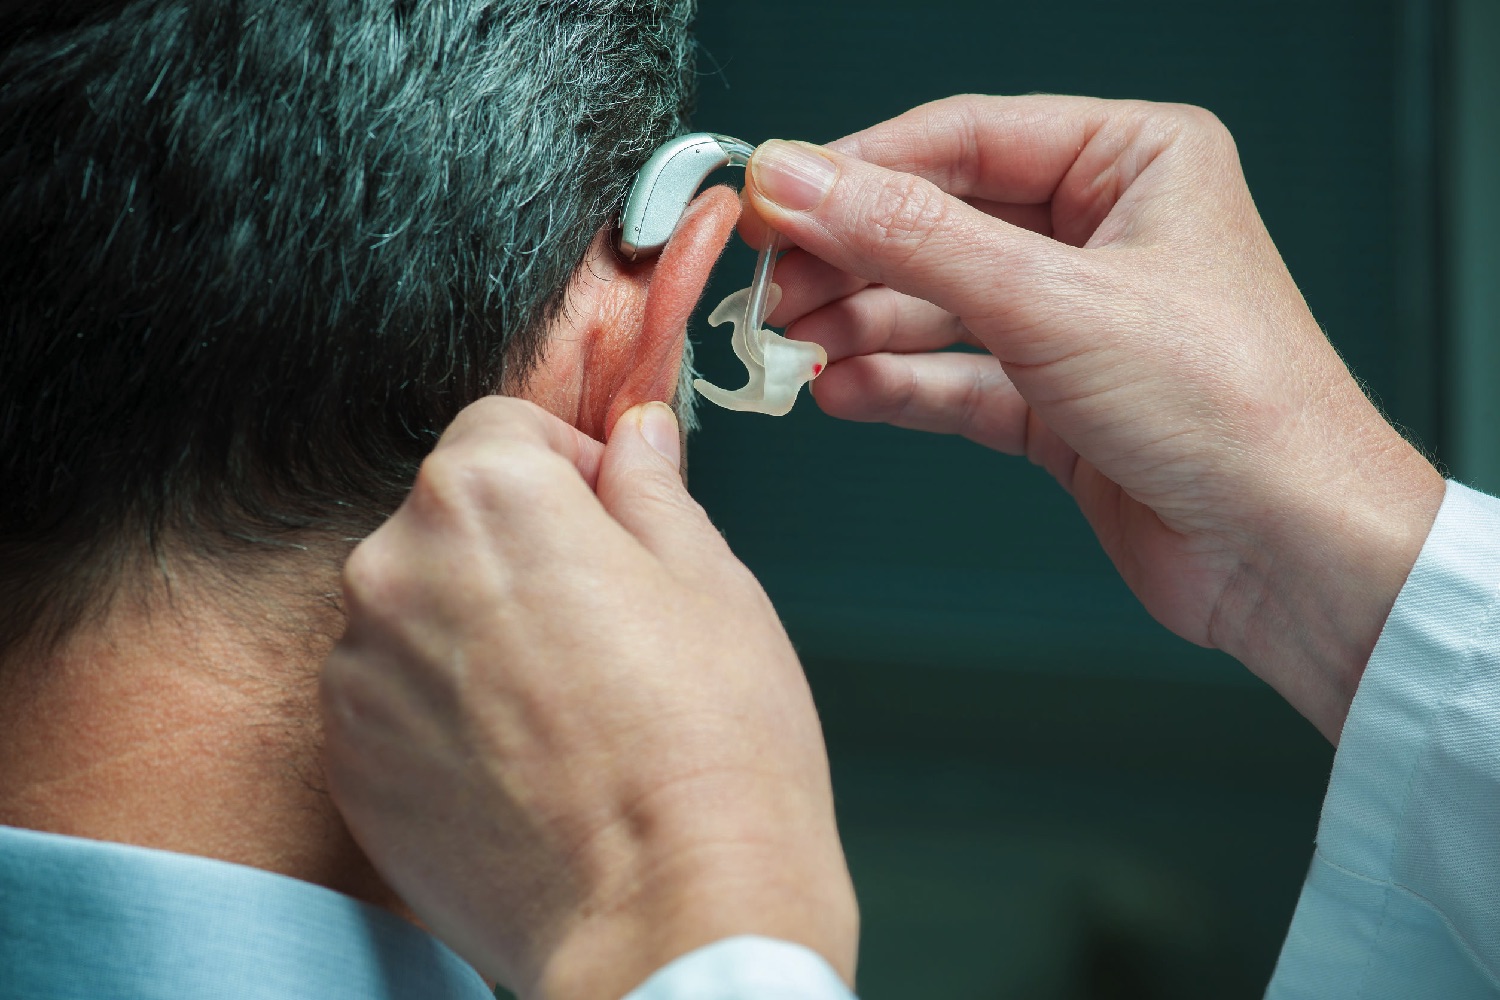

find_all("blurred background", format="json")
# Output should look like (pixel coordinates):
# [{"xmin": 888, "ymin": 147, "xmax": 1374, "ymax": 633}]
[{"xmin": 678, "ymin": 1, "xmax": 1500, "ymax": 997}]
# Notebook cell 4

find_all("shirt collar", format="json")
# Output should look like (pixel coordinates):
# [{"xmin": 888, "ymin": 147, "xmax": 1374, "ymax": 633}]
[{"xmin": 0, "ymin": 823, "xmax": 494, "ymax": 1000}]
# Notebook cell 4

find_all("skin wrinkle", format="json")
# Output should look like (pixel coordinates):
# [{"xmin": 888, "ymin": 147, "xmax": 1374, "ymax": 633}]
[{"xmin": 1056, "ymin": 106, "xmax": 1191, "ymax": 250}]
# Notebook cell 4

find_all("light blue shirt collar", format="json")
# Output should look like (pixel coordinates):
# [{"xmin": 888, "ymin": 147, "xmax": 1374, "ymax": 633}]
[{"xmin": 0, "ymin": 823, "xmax": 493, "ymax": 1000}]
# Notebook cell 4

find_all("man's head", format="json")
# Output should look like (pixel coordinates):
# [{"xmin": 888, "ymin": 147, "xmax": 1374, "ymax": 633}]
[{"xmin": 0, "ymin": 0, "xmax": 736, "ymax": 665}]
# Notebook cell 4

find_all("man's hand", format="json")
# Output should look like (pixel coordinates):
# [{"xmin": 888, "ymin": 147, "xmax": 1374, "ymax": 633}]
[
  {"xmin": 743, "ymin": 94, "xmax": 1444, "ymax": 741},
  {"xmin": 320, "ymin": 398, "xmax": 856, "ymax": 1000}
]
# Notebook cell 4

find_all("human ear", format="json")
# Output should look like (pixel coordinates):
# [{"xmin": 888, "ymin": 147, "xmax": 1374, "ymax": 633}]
[{"xmin": 522, "ymin": 185, "xmax": 741, "ymax": 441}]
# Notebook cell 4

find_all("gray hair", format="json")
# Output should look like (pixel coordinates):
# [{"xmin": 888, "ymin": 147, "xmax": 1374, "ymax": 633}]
[{"xmin": 0, "ymin": 0, "xmax": 700, "ymax": 660}]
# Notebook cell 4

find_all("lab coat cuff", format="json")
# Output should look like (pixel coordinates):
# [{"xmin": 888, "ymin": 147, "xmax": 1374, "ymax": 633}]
[
  {"xmin": 1319, "ymin": 479, "xmax": 1500, "ymax": 876},
  {"xmin": 1267, "ymin": 480, "xmax": 1500, "ymax": 997},
  {"xmin": 621, "ymin": 936, "xmax": 856, "ymax": 1000}
]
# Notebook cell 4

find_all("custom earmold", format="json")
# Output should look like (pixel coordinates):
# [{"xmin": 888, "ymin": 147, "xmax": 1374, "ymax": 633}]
[{"xmin": 617, "ymin": 133, "xmax": 824, "ymax": 416}]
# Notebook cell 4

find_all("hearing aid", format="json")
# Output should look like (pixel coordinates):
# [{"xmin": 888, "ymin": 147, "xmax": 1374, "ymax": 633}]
[
  {"xmin": 618, "ymin": 133, "xmax": 825, "ymax": 417},
  {"xmin": 617, "ymin": 133, "xmax": 755, "ymax": 261}
]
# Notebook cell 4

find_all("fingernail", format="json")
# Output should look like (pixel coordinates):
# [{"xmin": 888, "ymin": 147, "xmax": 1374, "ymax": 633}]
[
  {"xmin": 751, "ymin": 140, "xmax": 836, "ymax": 212},
  {"xmin": 639, "ymin": 402, "xmax": 680, "ymax": 469}
]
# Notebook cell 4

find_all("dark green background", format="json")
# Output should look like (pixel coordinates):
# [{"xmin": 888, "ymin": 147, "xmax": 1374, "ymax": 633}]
[{"xmin": 681, "ymin": 2, "xmax": 1444, "ymax": 997}]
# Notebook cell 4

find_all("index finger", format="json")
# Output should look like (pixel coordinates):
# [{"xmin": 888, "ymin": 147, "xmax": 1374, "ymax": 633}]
[
  {"xmin": 827, "ymin": 94, "xmax": 1115, "ymax": 206},
  {"xmin": 744, "ymin": 139, "xmax": 1071, "ymax": 353},
  {"xmin": 741, "ymin": 94, "xmax": 1105, "ymax": 251}
]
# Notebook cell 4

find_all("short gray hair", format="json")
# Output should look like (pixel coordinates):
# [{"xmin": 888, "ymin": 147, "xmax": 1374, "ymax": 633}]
[{"xmin": 0, "ymin": 0, "xmax": 700, "ymax": 659}]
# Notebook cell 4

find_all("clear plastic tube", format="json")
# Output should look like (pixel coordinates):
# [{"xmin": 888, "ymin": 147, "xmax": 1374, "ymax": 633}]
[{"xmin": 741, "ymin": 234, "xmax": 780, "ymax": 365}]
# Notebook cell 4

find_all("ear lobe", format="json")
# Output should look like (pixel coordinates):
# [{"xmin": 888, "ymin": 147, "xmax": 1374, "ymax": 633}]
[{"xmin": 577, "ymin": 184, "xmax": 742, "ymax": 439}]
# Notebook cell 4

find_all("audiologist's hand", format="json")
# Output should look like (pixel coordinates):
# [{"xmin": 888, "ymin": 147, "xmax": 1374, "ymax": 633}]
[
  {"xmin": 743, "ymin": 95, "xmax": 1443, "ymax": 741},
  {"xmin": 320, "ymin": 398, "xmax": 856, "ymax": 1000}
]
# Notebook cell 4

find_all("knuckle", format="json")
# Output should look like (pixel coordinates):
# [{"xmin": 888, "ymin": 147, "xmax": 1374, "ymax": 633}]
[
  {"xmin": 956, "ymin": 365, "xmax": 990, "ymax": 437},
  {"xmin": 913, "ymin": 92, "xmax": 990, "ymax": 135},
  {"xmin": 1172, "ymin": 102, "xmax": 1224, "ymax": 132},
  {"xmin": 921, "ymin": 93, "xmax": 984, "ymax": 134},
  {"xmin": 410, "ymin": 448, "xmax": 479, "ymax": 514},
  {"xmin": 448, "ymin": 393, "xmax": 529, "ymax": 434},
  {"xmin": 340, "ymin": 537, "xmax": 390, "ymax": 614},
  {"xmin": 945, "ymin": 92, "xmax": 988, "ymax": 115},
  {"xmin": 412, "ymin": 439, "xmax": 563, "ymax": 518},
  {"xmin": 1160, "ymin": 102, "xmax": 1236, "ymax": 149}
]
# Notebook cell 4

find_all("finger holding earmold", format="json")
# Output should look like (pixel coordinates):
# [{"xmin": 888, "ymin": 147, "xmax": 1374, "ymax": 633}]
[{"xmin": 787, "ymin": 285, "xmax": 983, "ymax": 363}]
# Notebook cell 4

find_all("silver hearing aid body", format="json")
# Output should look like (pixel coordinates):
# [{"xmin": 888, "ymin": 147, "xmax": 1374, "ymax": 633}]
[{"xmin": 617, "ymin": 133, "xmax": 754, "ymax": 261}]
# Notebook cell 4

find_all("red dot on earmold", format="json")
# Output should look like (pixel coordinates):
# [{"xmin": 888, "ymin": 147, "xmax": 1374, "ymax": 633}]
[{"xmin": 812, "ymin": 363, "xmax": 823, "ymax": 375}]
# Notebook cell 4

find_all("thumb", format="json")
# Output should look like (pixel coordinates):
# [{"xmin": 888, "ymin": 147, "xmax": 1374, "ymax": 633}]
[
  {"xmin": 746, "ymin": 140, "xmax": 1079, "ymax": 365},
  {"xmin": 596, "ymin": 402, "xmax": 734, "ymax": 576}
]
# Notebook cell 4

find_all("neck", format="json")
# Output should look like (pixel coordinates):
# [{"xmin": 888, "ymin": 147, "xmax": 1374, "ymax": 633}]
[{"xmin": 0, "ymin": 564, "xmax": 406, "ymax": 915}]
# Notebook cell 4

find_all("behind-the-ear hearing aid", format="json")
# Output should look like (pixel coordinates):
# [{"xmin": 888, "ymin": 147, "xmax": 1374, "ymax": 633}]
[
  {"xmin": 617, "ymin": 133, "xmax": 754, "ymax": 261},
  {"xmin": 617, "ymin": 133, "xmax": 825, "ymax": 417}
]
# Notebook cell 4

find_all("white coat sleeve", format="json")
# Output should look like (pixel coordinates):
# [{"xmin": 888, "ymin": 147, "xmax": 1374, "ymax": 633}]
[
  {"xmin": 1267, "ymin": 481, "xmax": 1500, "ymax": 998},
  {"xmin": 621, "ymin": 936, "xmax": 856, "ymax": 1000}
]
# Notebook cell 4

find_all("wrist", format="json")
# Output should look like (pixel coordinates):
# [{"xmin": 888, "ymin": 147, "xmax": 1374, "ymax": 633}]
[
  {"xmin": 531, "ymin": 837, "xmax": 858, "ymax": 1000},
  {"xmin": 1211, "ymin": 424, "xmax": 1444, "ymax": 741},
  {"xmin": 524, "ymin": 766, "xmax": 858, "ymax": 1000}
]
